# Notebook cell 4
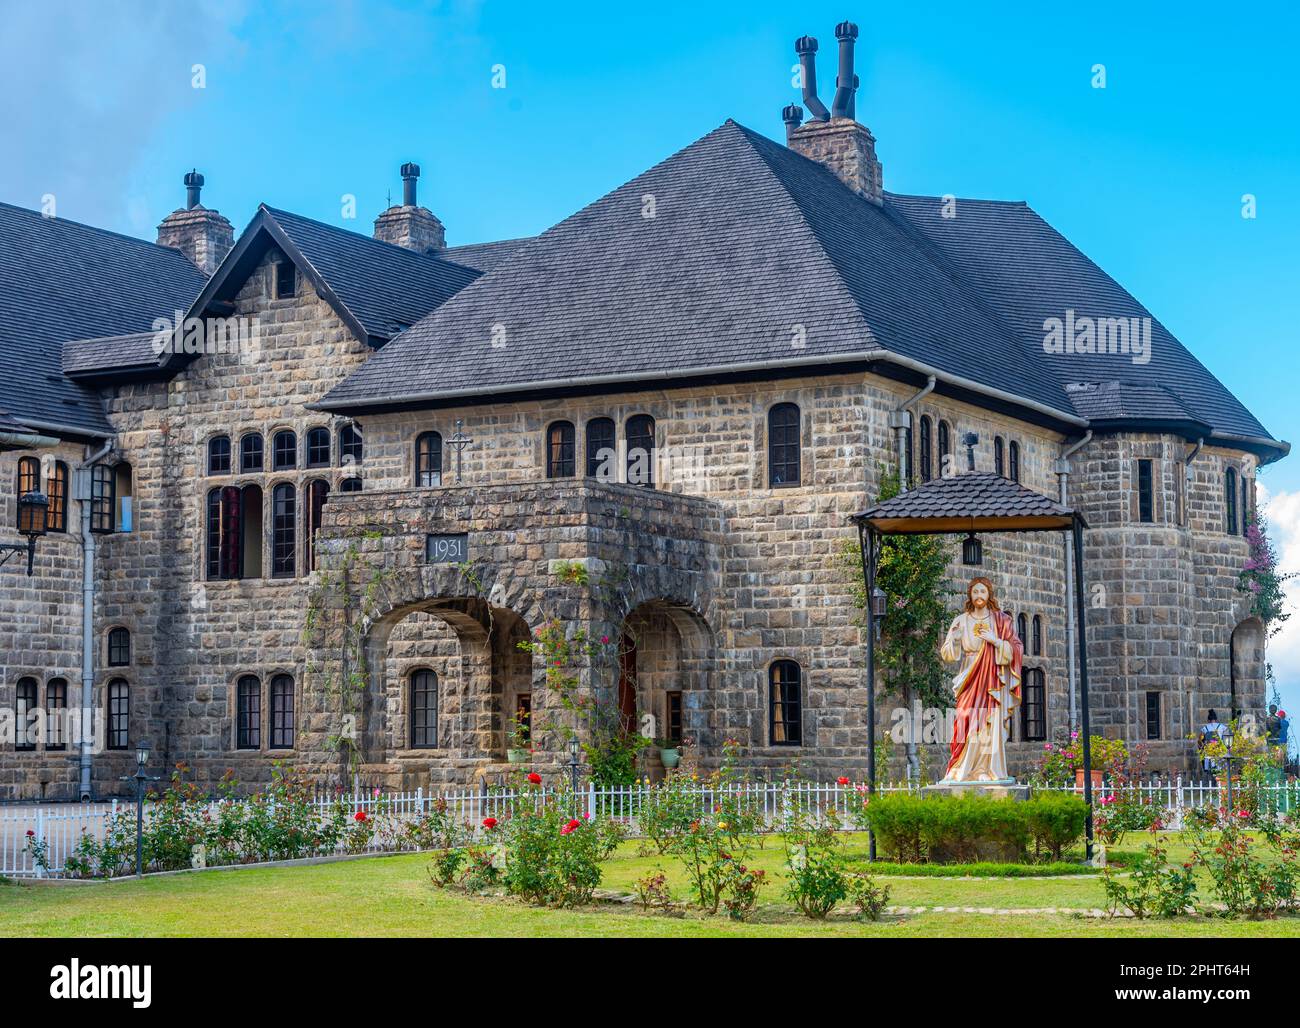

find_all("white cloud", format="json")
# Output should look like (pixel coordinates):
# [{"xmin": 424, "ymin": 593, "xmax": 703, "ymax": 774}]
[{"xmin": 1257, "ymin": 483, "xmax": 1300, "ymax": 715}]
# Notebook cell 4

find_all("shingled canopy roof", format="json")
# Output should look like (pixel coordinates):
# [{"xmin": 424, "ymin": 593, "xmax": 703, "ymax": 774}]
[{"xmin": 850, "ymin": 472, "xmax": 1083, "ymax": 535}]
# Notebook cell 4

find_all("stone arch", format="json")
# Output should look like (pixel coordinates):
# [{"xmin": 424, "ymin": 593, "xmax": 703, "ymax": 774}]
[{"xmin": 617, "ymin": 596, "xmax": 717, "ymax": 772}]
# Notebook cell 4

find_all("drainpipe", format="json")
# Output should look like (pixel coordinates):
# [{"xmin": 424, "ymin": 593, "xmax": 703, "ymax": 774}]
[
  {"xmin": 1056, "ymin": 431, "xmax": 1092, "ymax": 732},
  {"xmin": 75, "ymin": 440, "xmax": 113, "ymax": 801},
  {"xmin": 891, "ymin": 376, "xmax": 935, "ymax": 494}
]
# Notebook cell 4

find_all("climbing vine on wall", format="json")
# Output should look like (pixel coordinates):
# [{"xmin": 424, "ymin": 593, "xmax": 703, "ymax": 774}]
[
  {"xmin": 1239, "ymin": 514, "xmax": 1294, "ymax": 637},
  {"xmin": 303, "ymin": 530, "xmax": 393, "ymax": 784}
]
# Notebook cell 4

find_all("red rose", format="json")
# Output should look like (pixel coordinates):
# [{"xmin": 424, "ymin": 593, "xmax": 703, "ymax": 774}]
[
  {"xmin": 482, "ymin": 817, "xmax": 497, "ymax": 829},
  {"xmin": 25, "ymin": 830, "xmax": 34, "ymax": 837},
  {"xmin": 353, "ymin": 811, "xmax": 367, "ymax": 823},
  {"xmin": 837, "ymin": 777, "xmax": 850, "ymax": 786},
  {"xmin": 560, "ymin": 818, "xmax": 580, "ymax": 836},
  {"xmin": 527, "ymin": 772, "xmax": 542, "ymax": 784}
]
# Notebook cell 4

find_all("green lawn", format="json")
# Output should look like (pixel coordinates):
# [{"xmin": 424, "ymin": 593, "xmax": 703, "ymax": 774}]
[{"xmin": 2, "ymin": 836, "xmax": 1297, "ymax": 938}]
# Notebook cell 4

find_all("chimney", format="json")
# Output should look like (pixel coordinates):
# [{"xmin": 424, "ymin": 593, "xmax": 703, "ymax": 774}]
[
  {"xmin": 784, "ymin": 22, "xmax": 883, "ymax": 205},
  {"xmin": 156, "ymin": 170, "xmax": 235, "ymax": 274},
  {"xmin": 372, "ymin": 162, "xmax": 446, "ymax": 253}
]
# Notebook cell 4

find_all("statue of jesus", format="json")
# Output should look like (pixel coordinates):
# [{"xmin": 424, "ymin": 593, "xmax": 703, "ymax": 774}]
[{"xmin": 939, "ymin": 577, "xmax": 1023, "ymax": 783}]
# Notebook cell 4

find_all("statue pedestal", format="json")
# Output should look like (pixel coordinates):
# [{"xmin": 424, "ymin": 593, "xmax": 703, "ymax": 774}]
[{"xmin": 920, "ymin": 780, "xmax": 1030, "ymax": 802}]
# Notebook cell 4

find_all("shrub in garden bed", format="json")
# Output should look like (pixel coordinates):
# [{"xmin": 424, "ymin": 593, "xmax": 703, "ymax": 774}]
[{"xmin": 858, "ymin": 793, "xmax": 1087, "ymax": 865}]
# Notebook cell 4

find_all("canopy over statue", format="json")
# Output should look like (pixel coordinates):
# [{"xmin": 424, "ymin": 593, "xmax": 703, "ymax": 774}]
[{"xmin": 940, "ymin": 577, "xmax": 1022, "ymax": 783}]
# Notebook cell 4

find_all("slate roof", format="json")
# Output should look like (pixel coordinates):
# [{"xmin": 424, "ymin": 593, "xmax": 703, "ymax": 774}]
[
  {"xmin": 0, "ymin": 201, "xmax": 207, "ymax": 436},
  {"xmin": 852, "ymin": 472, "xmax": 1080, "ymax": 533},
  {"xmin": 319, "ymin": 120, "xmax": 1281, "ymax": 460},
  {"xmin": 1063, "ymin": 380, "xmax": 1205, "ymax": 427},
  {"xmin": 63, "ymin": 332, "xmax": 162, "ymax": 376},
  {"xmin": 442, "ymin": 237, "xmax": 534, "ymax": 273},
  {"xmin": 258, "ymin": 208, "xmax": 480, "ymax": 340},
  {"xmin": 885, "ymin": 193, "xmax": 1271, "ymax": 444}
]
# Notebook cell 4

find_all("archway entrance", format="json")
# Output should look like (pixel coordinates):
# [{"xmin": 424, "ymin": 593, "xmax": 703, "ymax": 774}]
[{"xmin": 619, "ymin": 599, "xmax": 715, "ymax": 772}]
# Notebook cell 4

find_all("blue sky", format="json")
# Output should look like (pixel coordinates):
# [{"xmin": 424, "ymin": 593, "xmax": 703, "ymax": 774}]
[{"xmin": 4, "ymin": 0, "xmax": 1300, "ymax": 712}]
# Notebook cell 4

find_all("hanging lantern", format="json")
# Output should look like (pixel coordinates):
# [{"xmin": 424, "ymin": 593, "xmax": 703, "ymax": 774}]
[
  {"xmin": 962, "ymin": 532, "xmax": 983, "ymax": 566},
  {"xmin": 17, "ymin": 490, "xmax": 48, "ymax": 538}
]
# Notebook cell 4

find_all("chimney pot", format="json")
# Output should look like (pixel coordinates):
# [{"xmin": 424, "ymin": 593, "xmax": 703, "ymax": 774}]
[
  {"xmin": 183, "ymin": 169, "xmax": 204, "ymax": 210},
  {"xmin": 794, "ymin": 35, "xmax": 831, "ymax": 122},
  {"xmin": 782, "ymin": 104, "xmax": 804, "ymax": 142},
  {"xmin": 400, "ymin": 162, "xmax": 420, "ymax": 207},
  {"xmin": 831, "ymin": 21, "xmax": 859, "ymax": 120}
]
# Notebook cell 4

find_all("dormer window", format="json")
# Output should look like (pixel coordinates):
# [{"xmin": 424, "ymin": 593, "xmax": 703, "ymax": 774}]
[{"xmin": 275, "ymin": 259, "xmax": 296, "ymax": 300}]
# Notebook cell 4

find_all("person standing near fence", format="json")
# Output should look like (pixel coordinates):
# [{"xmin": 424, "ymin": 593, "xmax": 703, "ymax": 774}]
[{"xmin": 1198, "ymin": 710, "xmax": 1226, "ymax": 777}]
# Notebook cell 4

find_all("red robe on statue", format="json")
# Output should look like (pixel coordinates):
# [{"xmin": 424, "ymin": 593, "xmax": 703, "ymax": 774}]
[{"xmin": 942, "ymin": 608, "xmax": 1023, "ymax": 782}]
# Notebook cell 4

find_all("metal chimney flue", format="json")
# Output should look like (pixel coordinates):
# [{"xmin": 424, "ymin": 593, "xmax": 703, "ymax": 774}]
[
  {"xmin": 184, "ymin": 169, "xmax": 204, "ymax": 210},
  {"xmin": 794, "ymin": 36, "xmax": 830, "ymax": 122},
  {"xmin": 400, "ymin": 163, "xmax": 420, "ymax": 207},
  {"xmin": 831, "ymin": 21, "xmax": 859, "ymax": 120},
  {"xmin": 782, "ymin": 103, "xmax": 804, "ymax": 142}
]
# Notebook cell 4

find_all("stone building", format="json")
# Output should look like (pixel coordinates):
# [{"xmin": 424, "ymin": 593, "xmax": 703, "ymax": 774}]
[{"xmin": 0, "ymin": 29, "xmax": 1285, "ymax": 798}]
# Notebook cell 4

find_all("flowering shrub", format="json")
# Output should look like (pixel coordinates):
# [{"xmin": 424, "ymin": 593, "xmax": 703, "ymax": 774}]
[
  {"xmin": 634, "ymin": 870, "xmax": 682, "ymax": 916},
  {"xmin": 781, "ymin": 796, "xmax": 848, "ymax": 919},
  {"xmin": 1238, "ymin": 516, "xmax": 1293, "ymax": 635},
  {"xmin": 1102, "ymin": 840, "xmax": 1197, "ymax": 918},
  {"xmin": 847, "ymin": 873, "xmax": 891, "ymax": 921},
  {"xmin": 1188, "ymin": 809, "xmax": 1300, "ymax": 918},
  {"xmin": 721, "ymin": 864, "xmax": 767, "ymax": 921},
  {"xmin": 1031, "ymin": 733, "xmax": 1128, "ymax": 784}
]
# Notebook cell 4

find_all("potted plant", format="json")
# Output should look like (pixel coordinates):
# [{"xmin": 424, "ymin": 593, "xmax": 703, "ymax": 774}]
[
  {"xmin": 506, "ymin": 709, "xmax": 531, "ymax": 764},
  {"xmin": 656, "ymin": 737, "xmax": 681, "ymax": 770}
]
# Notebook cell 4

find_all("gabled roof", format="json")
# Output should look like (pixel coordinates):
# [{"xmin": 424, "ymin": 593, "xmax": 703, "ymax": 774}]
[
  {"xmin": 319, "ymin": 120, "xmax": 1283, "ymax": 463},
  {"xmin": 852, "ymin": 471, "xmax": 1081, "ymax": 534},
  {"xmin": 443, "ymin": 237, "xmax": 534, "ymax": 273},
  {"xmin": 0, "ymin": 201, "xmax": 208, "ymax": 436},
  {"xmin": 146, "ymin": 206, "xmax": 482, "ymax": 374}
]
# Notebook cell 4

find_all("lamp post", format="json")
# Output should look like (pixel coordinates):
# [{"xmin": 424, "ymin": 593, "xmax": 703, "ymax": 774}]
[
  {"xmin": 854, "ymin": 519, "xmax": 885, "ymax": 861},
  {"xmin": 568, "ymin": 735, "xmax": 581, "ymax": 799},
  {"xmin": 1, "ymin": 490, "xmax": 48, "ymax": 575},
  {"xmin": 122, "ymin": 743, "xmax": 161, "ymax": 878}
]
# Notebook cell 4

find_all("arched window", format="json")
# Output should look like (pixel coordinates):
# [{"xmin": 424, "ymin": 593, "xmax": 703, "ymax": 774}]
[
  {"xmin": 270, "ymin": 674, "xmax": 294, "ymax": 749},
  {"xmin": 306, "ymin": 427, "xmax": 331, "ymax": 468},
  {"xmin": 1021, "ymin": 669, "xmax": 1046, "ymax": 742},
  {"xmin": 770, "ymin": 660, "xmax": 802, "ymax": 746},
  {"xmin": 994, "ymin": 436, "xmax": 1005, "ymax": 477},
  {"xmin": 113, "ymin": 462, "xmax": 133, "ymax": 532},
  {"xmin": 240, "ymin": 433, "xmax": 264, "ymax": 473},
  {"xmin": 904, "ymin": 425, "xmax": 914, "ymax": 486},
  {"xmin": 415, "ymin": 432, "xmax": 442, "ymax": 487},
  {"xmin": 1008, "ymin": 440, "xmax": 1021, "ymax": 483},
  {"xmin": 1241, "ymin": 473, "xmax": 1250, "ymax": 536},
  {"xmin": 338, "ymin": 423, "xmax": 363, "ymax": 469},
  {"xmin": 768, "ymin": 403, "xmax": 801, "ymax": 487},
  {"xmin": 919, "ymin": 415, "xmax": 933, "ymax": 483},
  {"xmin": 1225, "ymin": 467, "xmax": 1238, "ymax": 535},
  {"xmin": 106, "ymin": 679, "xmax": 129, "ymax": 750},
  {"xmin": 1016, "ymin": 612, "xmax": 1028, "ymax": 646},
  {"xmin": 271, "ymin": 483, "xmax": 296, "ymax": 579},
  {"xmin": 272, "ymin": 430, "xmax": 297, "ymax": 471},
  {"xmin": 208, "ymin": 435, "xmax": 231, "ymax": 475},
  {"xmin": 546, "ymin": 421, "xmax": 576, "ymax": 478},
  {"xmin": 207, "ymin": 486, "xmax": 240, "ymax": 580},
  {"xmin": 45, "ymin": 678, "xmax": 67, "ymax": 751},
  {"xmin": 410, "ymin": 669, "xmax": 438, "ymax": 748},
  {"xmin": 236, "ymin": 675, "xmax": 261, "ymax": 750},
  {"xmin": 15, "ymin": 677, "xmax": 37, "ymax": 751},
  {"xmin": 1032, "ymin": 615, "xmax": 1043, "ymax": 657},
  {"xmin": 305, "ymin": 479, "xmax": 330, "ymax": 571},
  {"xmin": 626, "ymin": 414, "xmax": 655, "ymax": 488},
  {"xmin": 585, "ymin": 418, "xmax": 616, "ymax": 480},
  {"xmin": 45, "ymin": 460, "xmax": 68, "ymax": 532},
  {"xmin": 339, "ymin": 477, "xmax": 362, "ymax": 493},
  {"xmin": 108, "ymin": 627, "xmax": 131, "ymax": 667},
  {"xmin": 938, "ymin": 420, "xmax": 951, "ymax": 477}
]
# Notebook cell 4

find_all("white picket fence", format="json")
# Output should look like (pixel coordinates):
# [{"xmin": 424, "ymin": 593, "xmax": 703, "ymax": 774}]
[{"xmin": 3, "ymin": 776, "xmax": 1297, "ymax": 879}]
